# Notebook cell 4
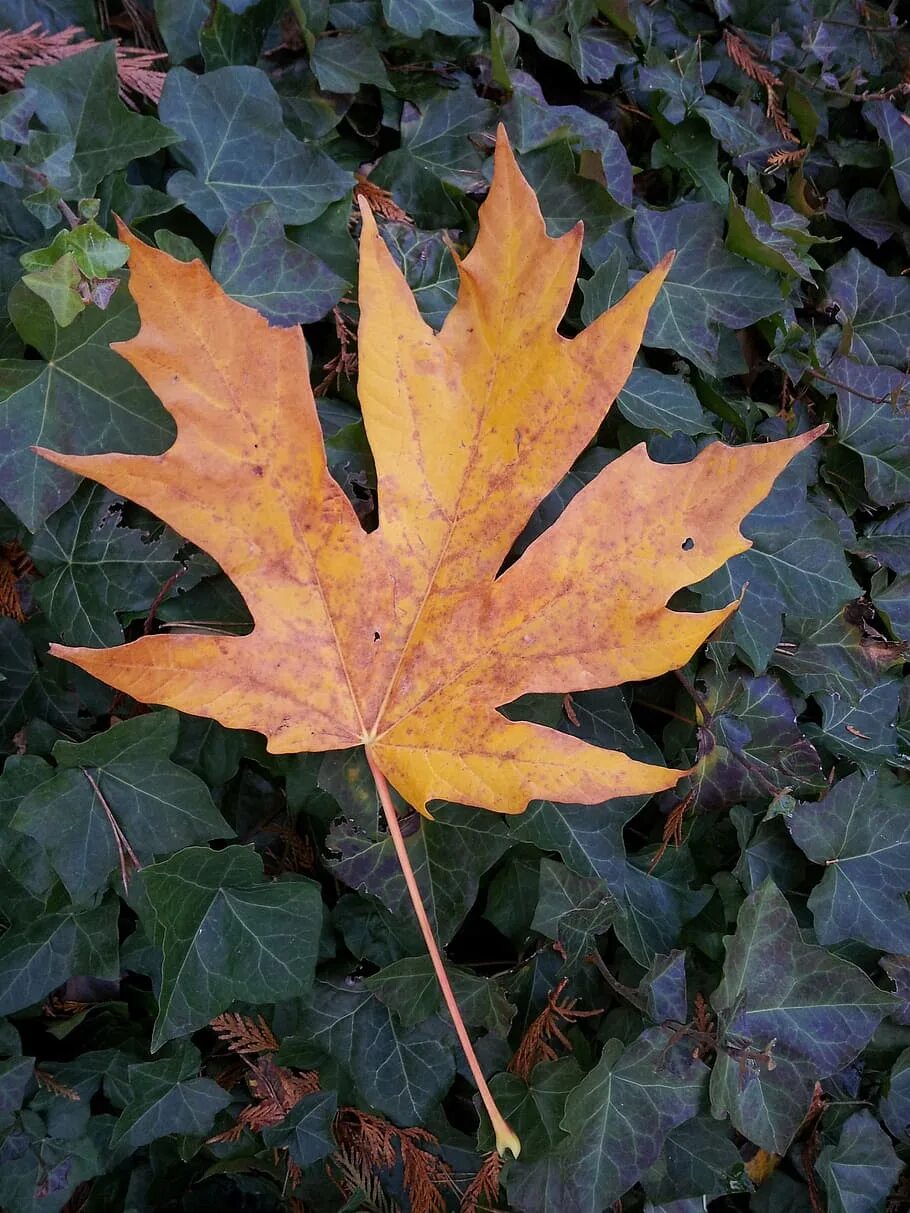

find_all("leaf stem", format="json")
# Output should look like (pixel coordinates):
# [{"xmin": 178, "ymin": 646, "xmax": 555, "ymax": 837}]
[{"xmin": 365, "ymin": 750, "xmax": 520, "ymax": 1159}]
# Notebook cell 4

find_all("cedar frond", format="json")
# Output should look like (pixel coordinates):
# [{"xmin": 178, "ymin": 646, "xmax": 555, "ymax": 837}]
[
  {"xmin": 723, "ymin": 30, "xmax": 799, "ymax": 143},
  {"xmin": 261, "ymin": 824, "xmax": 316, "ymax": 876},
  {"xmin": 330, "ymin": 1147, "xmax": 401, "ymax": 1213},
  {"xmin": 399, "ymin": 1125, "xmax": 454, "ymax": 1213},
  {"xmin": 766, "ymin": 146, "xmax": 808, "ymax": 168},
  {"xmin": 461, "ymin": 1151, "xmax": 503, "ymax": 1213},
  {"xmin": 315, "ymin": 304, "xmax": 358, "ymax": 396},
  {"xmin": 649, "ymin": 788, "xmax": 697, "ymax": 872},
  {"xmin": 354, "ymin": 175, "xmax": 412, "ymax": 223},
  {"xmin": 0, "ymin": 24, "xmax": 166, "ymax": 109},
  {"xmin": 34, "ymin": 1069, "xmax": 80, "ymax": 1101},
  {"xmin": 0, "ymin": 550, "xmax": 26, "ymax": 622},
  {"xmin": 508, "ymin": 978, "xmax": 603, "ymax": 1080},
  {"xmin": 211, "ymin": 1011, "xmax": 279, "ymax": 1055}
]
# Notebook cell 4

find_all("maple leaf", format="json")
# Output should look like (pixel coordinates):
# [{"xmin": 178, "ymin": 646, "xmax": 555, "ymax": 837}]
[
  {"xmin": 35, "ymin": 128, "xmax": 821, "ymax": 1157},
  {"xmin": 35, "ymin": 130, "xmax": 817, "ymax": 818}
]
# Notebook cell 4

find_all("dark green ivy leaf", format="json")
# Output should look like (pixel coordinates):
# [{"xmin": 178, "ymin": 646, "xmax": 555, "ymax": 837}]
[
  {"xmin": 381, "ymin": 0, "xmax": 479, "ymax": 38},
  {"xmin": 137, "ymin": 845, "xmax": 323, "ymax": 1048},
  {"xmin": 788, "ymin": 771, "xmax": 910, "ymax": 951},
  {"xmin": 506, "ymin": 1029, "xmax": 708, "ymax": 1213},
  {"xmin": 22, "ymin": 43, "xmax": 176, "ymax": 194},
  {"xmin": 159, "ymin": 66, "xmax": 351, "ymax": 232},
  {"xmin": 817, "ymin": 1109, "xmax": 902, "ymax": 1213},
  {"xmin": 824, "ymin": 249, "xmax": 910, "ymax": 367},
  {"xmin": 824, "ymin": 357, "xmax": 910, "ymax": 508},
  {"xmin": 287, "ymin": 973, "xmax": 455, "ymax": 1124},
  {"xmin": 365, "ymin": 955, "xmax": 515, "ymax": 1035},
  {"xmin": 12, "ymin": 712, "xmax": 229, "ymax": 904},
  {"xmin": 710, "ymin": 880, "xmax": 897, "ymax": 1153},
  {"xmin": 28, "ymin": 483, "xmax": 183, "ymax": 646},
  {"xmin": 261, "ymin": 1090, "xmax": 338, "ymax": 1167},
  {"xmin": 212, "ymin": 201, "xmax": 346, "ymax": 325},
  {"xmin": 0, "ymin": 278, "xmax": 173, "ymax": 531},
  {"xmin": 0, "ymin": 898, "xmax": 119, "ymax": 1016},
  {"xmin": 110, "ymin": 1052, "xmax": 230, "ymax": 1153}
]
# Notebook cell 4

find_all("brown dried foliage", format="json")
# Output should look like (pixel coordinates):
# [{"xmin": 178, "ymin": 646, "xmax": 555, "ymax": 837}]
[
  {"xmin": 34, "ymin": 1069, "xmax": 80, "ymax": 1101},
  {"xmin": 460, "ymin": 1150, "xmax": 504, "ymax": 1213},
  {"xmin": 0, "ymin": 542, "xmax": 28, "ymax": 621},
  {"xmin": 0, "ymin": 24, "xmax": 166, "ymax": 108},
  {"xmin": 354, "ymin": 175, "xmax": 412, "ymax": 223},
  {"xmin": 315, "ymin": 304, "xmax": 358, "ymax": 396},
  {"xmin": 333, "ymin": 1107, "xmax": 454, "ymax": 1213},
  {"xmin": 211, "ymin": 1011, "xmax": 279, "ymax": 1055},
  {"xmin": 509, "ymin": 978, "xmax": 603, "ymax": 1080},
  {"xmin": 724, "ymin": 30, "xmax": 799, "ymax": 143}
]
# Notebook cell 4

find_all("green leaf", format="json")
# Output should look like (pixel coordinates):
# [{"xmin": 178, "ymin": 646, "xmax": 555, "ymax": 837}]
[
  {"xmin": 137, "ymin": 845, "xmax": 323, "ymax": 1048},
  {"xmin": 158, "ymin": 66, "xmax": 351, "ymax": 232},
  {"xmin": 379, "ymin": 222, "xmax": 458, "ymax": 330},
  {"xmin": 287, "ymin": 973, "xmax": 455, "ymax": 1124},
  {"xmin": 881, "ymin": 1047, "xmax": 910, "ymax": 1142},
  {"xmin": 310, "ymin": 31, "xmax": 391, "ymax": 93},
  {"xmin": 0, "ymin": 277, "xmax": 173, "ymax": 531},
  {"xmin": 788, "ymin": 771, "xmax": 910, "ymax": 951},
  {"xmin": 864, "ymin": 101, "xmax": 910, "ymax": 210},
  {"xmin": 381, "ymin": 0, "xmax": 479, "ymax": 37},
  {"xmin": 824, "ymin": 357, "xmax": 910, "ymax": 507},
  {"xmin": 28, "ymin": 482, "xmax": 183, "ymax": 645},
  {"xmin": 23, "ymin": 44, "xmax": 177, "ymax": 195},
  {"xmin": 824, "ymin": 249, "xmax": 910, "ymax": 367},
  {"xmin": 261, "ymin": 1090, "xmax": 338, "ymax": 1166},
  {"xmin": 697, "ymin": 465, "xmax": 858, "ymax": 670},
  {"xmin": 817, "ymin": 1109, "xmax": 902, "ymax": 1213},
  {"xmin": 201, "ymin": 0, "xmax": 281, "ymax": 70},
  {"xmin": 616, "ymin": 367, "xmax": 713, "ymax": 437},
  {"xmin": 531, "ymin": 857, "xmax": 616, "ymax": 969},
  {"xmin": 12, "ymin": 712, "xmax": 229, "ymax": 903},
  {"xmin": 506, "ymin": 1030, "xmax": 708, "ymax": 1213},
  {"xmin": 0, "ymin": 898, "xmax": 119, "ymax": 1015},
  {"xmin": 773, "ymin": 610, "xmax": 887, "ymax": 701},
  {"xmin": 632, "ymin": 203, "xmax": 783, "ymax": 375},
  {"xmin": 813, "ymin": 678, "xmax": 903, "ymax": 769},
  {"xmin": 710, "ymin": 881, "xmax": 897, "ymax": 1153},
  {"xmin": 643, "ymin": 1117, "xmax": 753, "ymax": 1203},
  {"xmin": 365, "ymin": 955, "xmax": 515, "ymax": 1034},
  {"xmin": 21, "ymin": 251, "xmax": 84, "ymax": 327},
  {"xmin": 111, "ymin": 1053, "xmax": 230, "ymax": 1152},
  {"xmin": 212, "ymin": 201, "xmax": 346, "ymax": 325},
  {"xmin": 326, "ymin": 785, "xmax": 510, "ymax": 945}
]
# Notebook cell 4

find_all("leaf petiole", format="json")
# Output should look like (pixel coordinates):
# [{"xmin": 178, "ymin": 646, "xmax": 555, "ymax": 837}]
[{"xmin": 365, "ymin": 749, "xmax": 521, "ymax": 1159}]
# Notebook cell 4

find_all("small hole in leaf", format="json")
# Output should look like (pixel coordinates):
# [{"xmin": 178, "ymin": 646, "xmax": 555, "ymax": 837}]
[
  {"xmin": 373, "ymin": 631, "xmax": 381, "ymax": 641},
  {"xmin": 682, "ymin": 537, "xmax": 695, "ymax": 551}
]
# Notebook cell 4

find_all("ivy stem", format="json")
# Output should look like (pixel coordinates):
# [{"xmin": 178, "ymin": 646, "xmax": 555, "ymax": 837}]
[{"xmin": 365, "ymin": 749, "xmax": 521, "ymax": 1159}]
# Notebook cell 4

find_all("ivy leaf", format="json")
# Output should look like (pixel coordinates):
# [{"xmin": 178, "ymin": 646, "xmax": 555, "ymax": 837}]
[
  {"xmin": 643, "ymin": 1117, "xmax": 753, "ymax": 1203},
  {"xmin": 632, "ymin": 203, "xmax": 782, "ymax": 375},
  {"xmin": 864, "ymin": 101, "xmax": 910, "ymax": 210},
  {"xmin": 365, "ymin": 955, "xmax": 515, "ymax": 1034},
  {"xmin": 28, "ymin": 483, "xmax": 183, "ymax": 646},
  {"xmin": 158, "ymin": 66, "xmax": 351, "ymax": 232},
  {"xmin": 379, "ymin": 222, "xmax": 458, "ymax": 330},
  {"xmin": 0, "ymin": 278, "xmax": 173, "ymax": 531},
  {"xmin": 0, "ymin": 899, "xmax": 119, "ymax": 1016},
  {"xmin": 20, "ymin": 252, "xmax": 84, "ymax": 327},
  {"xmin": 326, "ymin": 800, "xmax": 510, "ymax": 945},
  {"xmin": 506, "ymin": 1029, "xmax": 708, "ymax": 1212},
  {"xmin": 310, "ymin": 32, "xmax": 391, "ymax": 93},
  {"xmin": 531, "ymin": 857, "xmax": 616, "ymax": 969},
  {"xmin": 824, "ymin": 249, "xmax": 910, "ymax": 367},
  {"xmin": 881, "ymin": 1047, "xmax": 910, "ymax": 1143},
  {"xmin": 11, "ymin": 712, "xmax": 229, "ymax": 904},
  {"xmin": 788, "ymin": 771, "xmax": 910, "ymax": 951},
  {"xmin": 381, "ymin": 0, "xmax": 479, "ymax": 37},
  {"xmin": 261, "ymin": 1090, "xmax": 338, "ymax": 1167},
  {"xmin": 136, "ymin": 845, "xmax": 323, "ymax": 1048},
  {"xmin": 616, "ymin": 367, "xmax": 713, "ymax": 438},
  {"xmin": 817, "ymin": 1109, "xmax": 902, "ymax": 1213},
  {"xmin": 287, "ymin": 974, "xmax": 455, "ymax": 1124},
  {"xmin": 823, "ymin": 357, "xmax": 910, "ymax": 507},
  {"xmin": 710, "ymin": 880, "xmax": 897, "ymax": 1153},
  {"xmin": 110, "ymin": 1053, "xmax": 230, "ymax": 1152},
  {"xmin": 212, "ymin": 201, "xmax": 346, "ymax": 326},
  {"xmin": 813, "ymin": 678, "xmax": 903, "ymax": 769},
  {"xmin": 23, "ymin": 44, "xmax": 177, "ymax": 195}
]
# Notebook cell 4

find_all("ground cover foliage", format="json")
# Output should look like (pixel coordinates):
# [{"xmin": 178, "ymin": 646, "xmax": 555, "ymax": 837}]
[{"xmin": 0, "ymin": 0, "xmax": 909, "ymax": 1210}]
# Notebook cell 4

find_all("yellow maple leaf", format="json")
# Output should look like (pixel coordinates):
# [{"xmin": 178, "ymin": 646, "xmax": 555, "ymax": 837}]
[
  {"xmin": 35, "ymin": 128, "xmax": 821, "ymax": 1155},
  {"xmin": 36, "ymin": 131, "xmax": 817, "ymax": 817}
]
